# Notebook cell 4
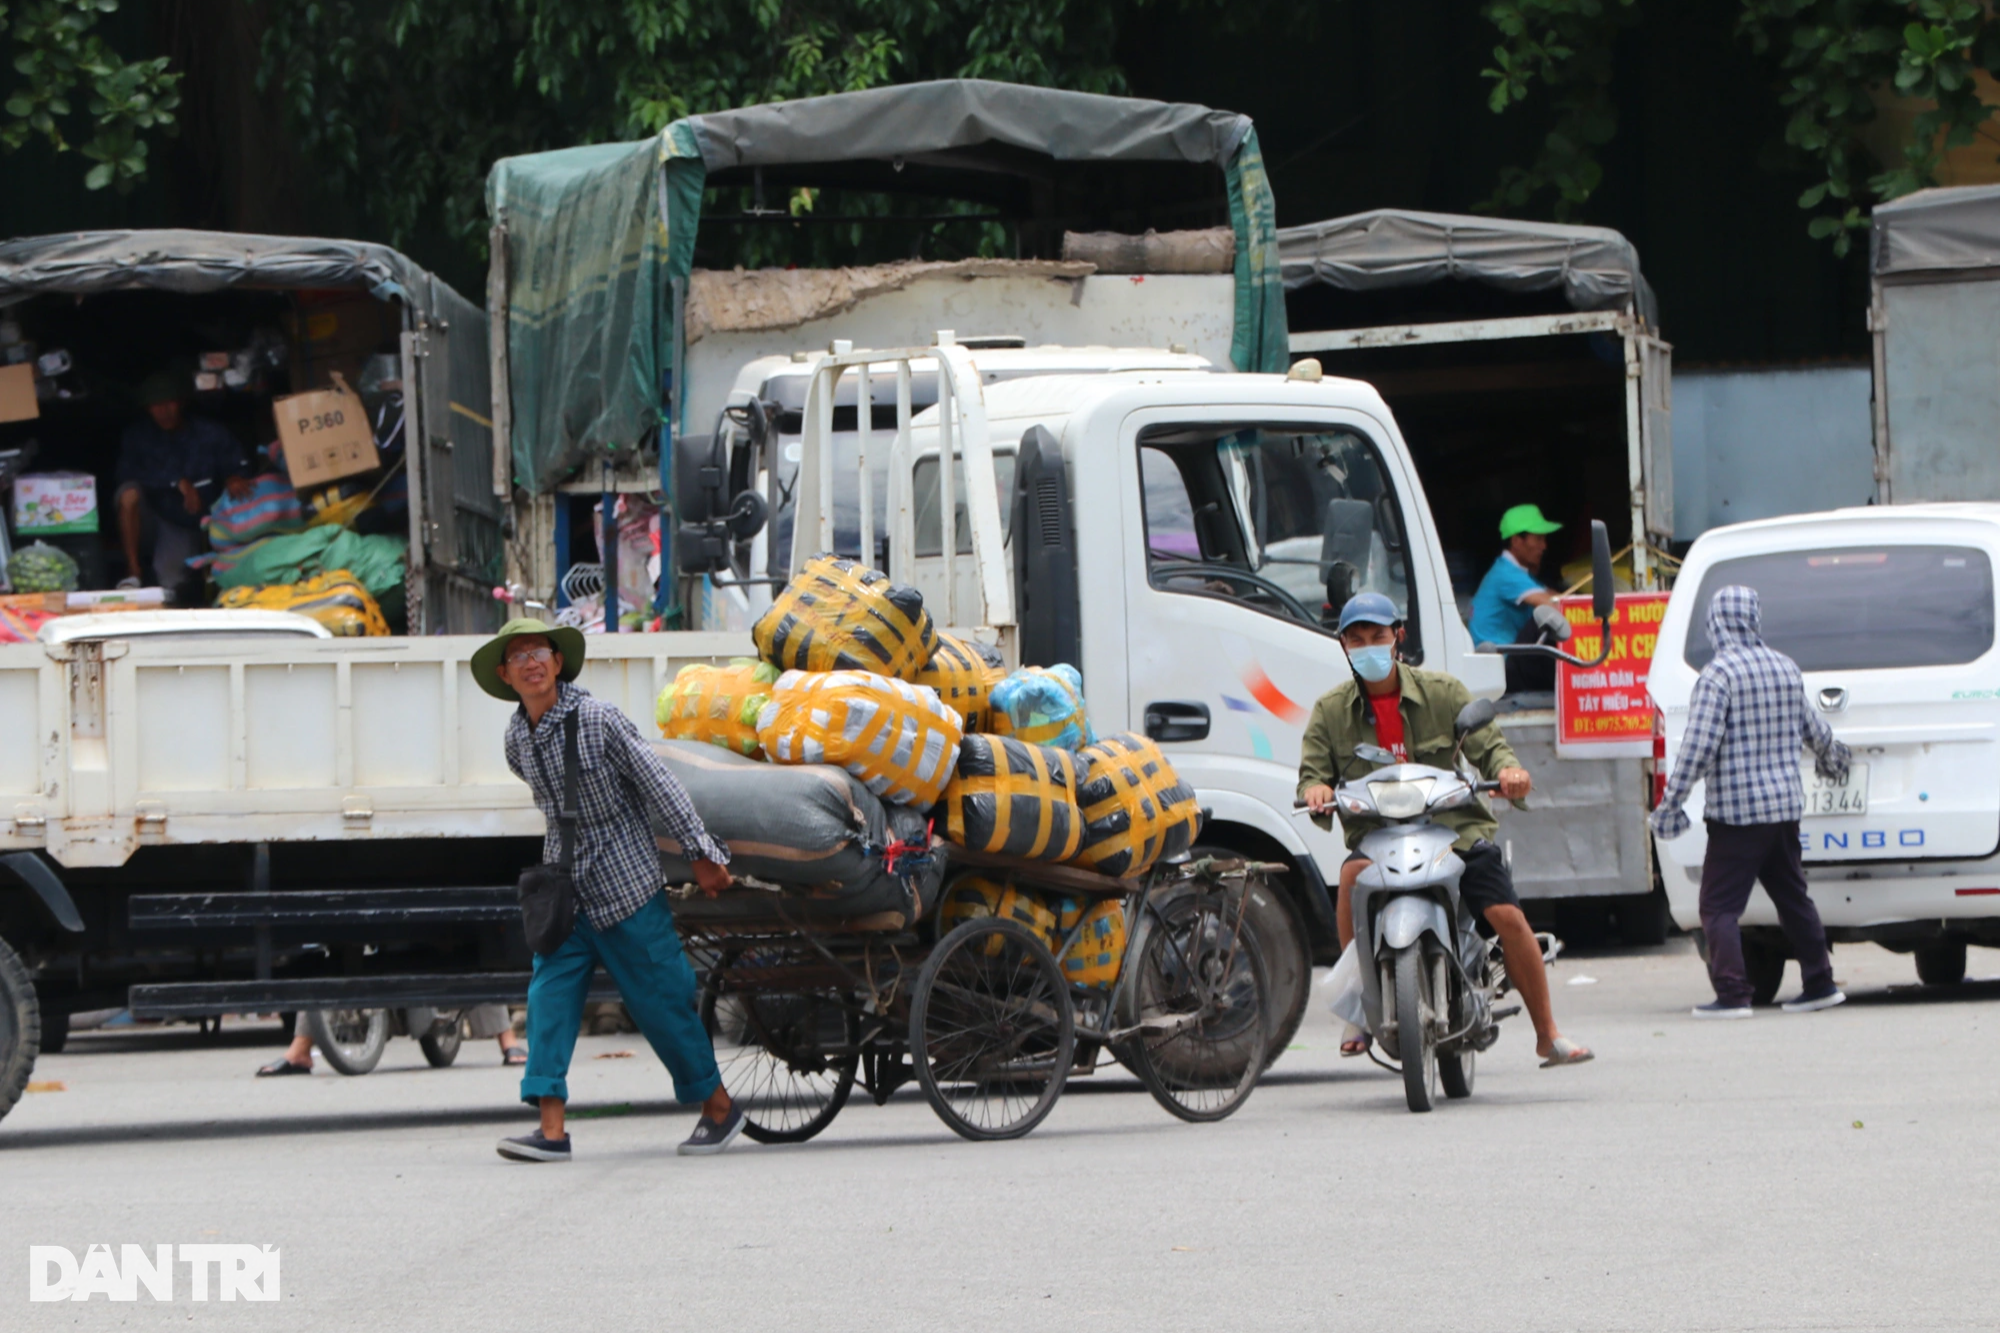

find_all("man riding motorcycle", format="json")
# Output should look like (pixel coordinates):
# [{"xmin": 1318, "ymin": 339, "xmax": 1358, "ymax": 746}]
[{"xmin": 1298, "ymin": 592, "xmax": 1594, "ymax": 1069}]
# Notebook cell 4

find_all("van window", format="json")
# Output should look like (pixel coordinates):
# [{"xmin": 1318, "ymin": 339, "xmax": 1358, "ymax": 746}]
[
  {"xmin": 1683, "ymin": 545, "xmax": 1996, "ymax": 671},
  {"xmin": 1136, "ymin": 423, "xmax": 1416, "ymax": 647}
]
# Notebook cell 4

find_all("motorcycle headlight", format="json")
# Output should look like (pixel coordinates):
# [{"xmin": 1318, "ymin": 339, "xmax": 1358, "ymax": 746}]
[{"xmin": 1367, "ymin": 777, "xmax": 1435, "ymax": 819}]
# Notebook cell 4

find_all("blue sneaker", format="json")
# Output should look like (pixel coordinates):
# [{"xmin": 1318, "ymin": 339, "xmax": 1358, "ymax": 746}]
[
  {"xmin": 497, "ymin": 1131, "xmax": 571, "ymax": 1162},
  {"xmin": 1782, "ymin": 988, "xmax": 1847, "ymax": 1014},
  {"xmin": 677, "ymin": 1101, "xmax": 746, "ymax": 1156},
  {"xmin": 1691, "ymin": 1001, "xmax": 1752, "ymax": 1020}
]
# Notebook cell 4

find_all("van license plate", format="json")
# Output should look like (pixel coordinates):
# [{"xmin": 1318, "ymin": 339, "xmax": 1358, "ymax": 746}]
[{"xmin": 1802, "ymin": 763, "xmax": 1868, "ymax": 817}]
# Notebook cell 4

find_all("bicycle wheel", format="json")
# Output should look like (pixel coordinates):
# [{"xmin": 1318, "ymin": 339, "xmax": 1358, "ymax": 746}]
[
  {"xmin": 911, "ymin": 918, "xmax": 1074, "ymax": 1142},
  {"xmin": 702, "ymin": 962, "xmax": 857, "ymax": 1145},
  {"xmin": 1124, "ymin": 890, "xmax": 1269, "ymax": 1122},
  {"xmin": 302, "ymin": 1008, "xmax": 389, "ymax": 1075}
]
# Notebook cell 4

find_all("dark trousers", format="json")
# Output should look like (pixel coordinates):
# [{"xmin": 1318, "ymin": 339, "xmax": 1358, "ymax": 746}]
[{"xmin": 1698, "ymin": 819, "xmax": 1833, "ymax": 1006}]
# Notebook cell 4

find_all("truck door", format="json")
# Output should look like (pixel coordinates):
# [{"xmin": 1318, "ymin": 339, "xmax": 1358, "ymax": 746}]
[
  {"xmin": 1114, "ymin": 415, "xmax": 1427, "ymax": 829},
  {"xmin": 406, "ymin": 281, "xmax": 505, "ymax": 635}
]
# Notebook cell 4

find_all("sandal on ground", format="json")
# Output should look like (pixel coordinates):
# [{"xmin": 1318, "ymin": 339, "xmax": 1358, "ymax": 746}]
[
  {"xmin": 1340, "ymin": 1034, "xmax": 1372, "ymax": 1057},
  {"xmin": 1538, "ymin": 1037, "xmax": 1594, "ymax": 1068},
  {"xmin": 256, "ymin": 1058, "xmax": 311, "ymax": 1077},
  {"xmin": 502, "ymin": 1044, "xmax": 528, "ymax": 1066}
]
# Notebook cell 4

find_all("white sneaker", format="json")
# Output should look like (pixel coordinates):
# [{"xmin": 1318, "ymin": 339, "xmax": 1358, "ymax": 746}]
[
  {"xmin": 1781, "ymin": 989, "xmax": 1847, "ymax": 1013},
  {"xmin": 1691, "ymin": 1001, "xmax": 1753, "ymax": 1019}
]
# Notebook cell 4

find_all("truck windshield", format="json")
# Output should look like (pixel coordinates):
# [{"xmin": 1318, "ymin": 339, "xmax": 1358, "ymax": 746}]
[
  {"xmin": 1683, "ymin": 544, "xmax": 1996, "ymax": 671},
  {"xmin": 1138, "ymin": 423, "xmax": 1415, "ymax": 643}
]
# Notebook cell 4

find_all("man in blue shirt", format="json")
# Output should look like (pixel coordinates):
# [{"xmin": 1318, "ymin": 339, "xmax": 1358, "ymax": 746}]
[
  {"xmin": 115, "ymin": 373, "xmax": 249, "ymax": 590},
  {"xmin": 1469, "ymin": 503, "xmax": 1566, "ymax": 647}
]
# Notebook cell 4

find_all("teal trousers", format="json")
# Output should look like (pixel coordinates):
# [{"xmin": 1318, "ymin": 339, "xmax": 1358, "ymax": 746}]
[{"xmin": 518, "ymin": 892, "xmax": 720, "ymax": 1107}]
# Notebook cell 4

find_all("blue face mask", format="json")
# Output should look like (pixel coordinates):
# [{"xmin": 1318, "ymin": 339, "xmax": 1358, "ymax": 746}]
[{"xmin": 1347, "ymin": 644, "xmax": 1396, "ymax": 683}]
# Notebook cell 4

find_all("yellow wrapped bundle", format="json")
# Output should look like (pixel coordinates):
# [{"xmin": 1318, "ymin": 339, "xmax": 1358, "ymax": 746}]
[
  {"xmin": 915, "ymin": 633, "xmax": 1007, "ymax": 732},
  {"xmin": 755, "ymin": 668, "xmax": 964, "ymax": 807},
  {"xmin": 752, "ymin": 554, "xmax": 937, "ymax": 680},
  {"xmin": 938, "ymin": 876, "xmax": 1128, "ymax": 988},
  {"xmin": 217, "ymin": 569, "xmax": 388, "ymax": 637},
  {"xmin": 1054, "ymin": 895, "xmax": 1127, "ymax": 990},
  {"xmin": 655, "ymin": 658, "xmax": 779, "ymax": 757},
  {"xmin": 941, "ymin": 734, "xmax": 1085, "ymax": 862},
  {"xmin": 938, "ymin": 874, "xmax": 1059, "ymax": 949},
  {"xmin": 1070, "ymin": 733, "xmax": 1201, "ymax": 877}
]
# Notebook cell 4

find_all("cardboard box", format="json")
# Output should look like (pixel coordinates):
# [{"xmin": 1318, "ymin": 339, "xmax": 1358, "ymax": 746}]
[
  {"xmin": 11, "ymin": 471, "xmax": 98, "ymax": 534},
  {"xmin": 273, "ymin": 381, "xmax": 379, "ymax": 488},
  {"xmin": 0, "ymin": 363, "xmax": 37, "ymax": 423}
]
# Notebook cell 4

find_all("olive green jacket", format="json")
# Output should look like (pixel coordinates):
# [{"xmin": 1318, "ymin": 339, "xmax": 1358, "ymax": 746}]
[{"xmin": 1296, "ymin": 664, "xmax": 1520, "ymax": 852}]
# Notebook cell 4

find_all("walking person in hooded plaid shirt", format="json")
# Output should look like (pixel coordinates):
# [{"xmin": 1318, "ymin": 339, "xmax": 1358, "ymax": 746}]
[
  {"xmin": 1651, "ymin": 586, "xmax": 1853, "ymax": 1018},
  {"xmin": 473, "ymin": 618, "xmax": 748, "ymax": 1161}
]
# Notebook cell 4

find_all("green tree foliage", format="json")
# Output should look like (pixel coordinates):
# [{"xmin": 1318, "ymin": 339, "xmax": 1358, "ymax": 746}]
[
  {"xmin": 0, "ymin": 0, "xmax": 180, "ymax": 190},
  {"xmin": 256, "ymin": 0, "xmax": 1137, "ymax": 261},
  {"xmin": 1482, "ymin": 0, "xmax": 2000, "ymax": 252}
]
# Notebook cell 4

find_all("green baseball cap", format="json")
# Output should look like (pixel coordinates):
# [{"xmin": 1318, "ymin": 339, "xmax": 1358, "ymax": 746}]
[
  {"xmin": 1498, "ymin": 503, "xmax": 1563, "ymax": 540},
  {"xmin": 471, "ymin": 617, "xmax": 586, "ymax": 702}
]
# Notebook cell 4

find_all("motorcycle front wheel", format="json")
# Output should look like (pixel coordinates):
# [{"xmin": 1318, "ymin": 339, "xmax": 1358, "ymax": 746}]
[
  {"xmin": 1392, "ymin": 945, "xmax": 1438, "ymax": 1112},
  {"xmin": 1439, "ymin": 953, "xmax": 1474, "ymax": 1100}
]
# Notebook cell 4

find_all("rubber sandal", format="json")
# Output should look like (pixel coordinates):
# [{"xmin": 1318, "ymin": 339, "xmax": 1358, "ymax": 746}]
[
  {"xmin": 1539, "ymin": 1037, "xmax": 1593, "ymax": 1068},
  {"xmin": 502, "ymin": 1044, "xmax": 528, "ymax": 1066},
  {"xmin": 256, "ymin": 1058, "xmax": 311, "ymax": 1077},
  {"xmin": 1340, "ymin": 1034, "xmax": 1372, "ymax": 1058}
]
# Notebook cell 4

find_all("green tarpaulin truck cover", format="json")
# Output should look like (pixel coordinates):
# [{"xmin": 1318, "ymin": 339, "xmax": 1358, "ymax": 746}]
[{"xmin": 486, "ymin": 79, "xmax": 1285, "ymax": 495}]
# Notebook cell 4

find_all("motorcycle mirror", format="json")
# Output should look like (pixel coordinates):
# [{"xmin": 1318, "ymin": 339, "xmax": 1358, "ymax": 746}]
[
  {"xmin": 1589, "ymin": 518, "xmax": 1615, "ymax": 625},
  {"xmin": 1453, "ymin": 697, "xmax": 1497, "ymax": 739}
]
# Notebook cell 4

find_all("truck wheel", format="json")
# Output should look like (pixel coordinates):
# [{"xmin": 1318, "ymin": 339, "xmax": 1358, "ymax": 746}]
[
  {"xmin": 0, "ymin": 935, "xmax": 40, "ymax": 1125},
  {"xmin": 1915, "ymin": 940, "xmax": 1967, "ymax": 987},
  {"xmin": 301, "ymin": 1008, "xmax": 390, "ymax": 1075},
  {"xmin": 1193, "ymin": 846, "xmax": 1309, "ymax": 1070},
  {"xmin": 1744, "ymin": 941, "xmax": 1787, "ymax": 1007}
]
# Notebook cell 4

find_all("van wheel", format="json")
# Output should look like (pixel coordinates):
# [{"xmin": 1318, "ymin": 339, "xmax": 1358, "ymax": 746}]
[
  {"xmin": 1744, "ymin": 941, "xmax": 1787, "ymax": 1007},
  {"xmin": 0, "ymin": 935, "xmax": 40, "ymax": 1125},
  {"xmin": 1915, "ymin": 940, "xmax": 1967, "ymax": 987}
]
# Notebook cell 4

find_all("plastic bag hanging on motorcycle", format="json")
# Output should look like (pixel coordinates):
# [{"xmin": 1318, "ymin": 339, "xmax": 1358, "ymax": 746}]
[
  {"xmin": 1070, "ymin": 733, "xmax": 1201, "ymax": 877},
  {"xmin": 752, "ymin": 554, "xmax": 938, "ymax": 679},
  {"xmin": 941, "ymin": 734, "xmax": 1086, "ymax": 862},
  {"xmin": 755, "ymin": 669, "xmax": 964, "ymax": 807}
]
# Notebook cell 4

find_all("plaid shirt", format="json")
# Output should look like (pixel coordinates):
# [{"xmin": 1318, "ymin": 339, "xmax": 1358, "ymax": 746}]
[
  {"xmin": 1652, "ymin": 586, "xmax": 1850, "ymax": 839},
  {"xmin": 505, "ymin": 681, "xmax": 729, "ymax": 928}
]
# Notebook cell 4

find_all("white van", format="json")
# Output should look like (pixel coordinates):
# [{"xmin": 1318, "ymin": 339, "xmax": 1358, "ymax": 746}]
[{"xmin": 1650, "ymin": 504, "xmax": 2000, "ymax": 994}]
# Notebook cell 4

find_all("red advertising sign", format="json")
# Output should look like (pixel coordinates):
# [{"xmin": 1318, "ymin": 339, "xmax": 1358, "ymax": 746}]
[{"xmin": 1555, "ymin": 592, "xmax": 1671, "ymax": 757}]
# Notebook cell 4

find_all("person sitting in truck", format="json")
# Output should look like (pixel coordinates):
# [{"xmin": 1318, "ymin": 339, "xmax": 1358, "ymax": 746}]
[
  {"xmin": 1470, "ymin": 503, "xmax": 1574, "ymax": 693},
  {"xmin": 115, "ymin": 372, "xmax": 250, "ymax": 593},
  {"xmin": 1298, "ymin": 591, "xmax": 1594, "ymax": 1068}
]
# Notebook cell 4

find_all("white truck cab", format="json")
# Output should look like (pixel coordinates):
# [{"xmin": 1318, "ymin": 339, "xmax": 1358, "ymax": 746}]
[{"xmin": 1649, "ymin": 504, "xmax": 2000, "ymax": 988}]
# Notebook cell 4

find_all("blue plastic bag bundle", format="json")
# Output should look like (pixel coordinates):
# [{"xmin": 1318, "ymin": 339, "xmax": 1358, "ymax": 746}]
[{"xmin": 988, "ymin": 664, "xmax": 1096, "ymax": 752}]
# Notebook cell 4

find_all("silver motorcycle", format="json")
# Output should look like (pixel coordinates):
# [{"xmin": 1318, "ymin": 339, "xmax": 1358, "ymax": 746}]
[{"xmin": 1328, "ymin": 696, "xmax": 1544, "ymax": 1112}]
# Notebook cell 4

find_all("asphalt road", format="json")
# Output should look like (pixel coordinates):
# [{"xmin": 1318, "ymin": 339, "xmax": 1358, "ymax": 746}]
[{"xmin": 5, "ymin": 938, "xmax": 1999, "ymax": 1332}]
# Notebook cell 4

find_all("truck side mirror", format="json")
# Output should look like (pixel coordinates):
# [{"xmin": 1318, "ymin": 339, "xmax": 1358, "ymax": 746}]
[
  {"xmin": 1589, "ymin": 518, "xmax": 1615, "ymax": 625},
  {"xmin": 1453, "ymin": 697, "xmax": 1497, "ymax": 739},
  {"xmin": 673, "ymin": 432, "xmax": 723, "ymax": 525}
]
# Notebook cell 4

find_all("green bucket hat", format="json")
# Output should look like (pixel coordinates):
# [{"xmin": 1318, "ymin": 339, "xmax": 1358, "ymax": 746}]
[
  {"xmin": 1498, "ymin": 503, "xmax": 1564, "ymax": 541},
  {"xmin": 471, "ymin": 617, "xmax": 586, "ymax": 703}
]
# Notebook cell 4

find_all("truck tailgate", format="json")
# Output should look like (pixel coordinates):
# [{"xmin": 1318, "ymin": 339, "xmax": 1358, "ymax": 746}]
[{"xmin": 1, "ymin": 630, "xmax": 752, "ymax": 868}]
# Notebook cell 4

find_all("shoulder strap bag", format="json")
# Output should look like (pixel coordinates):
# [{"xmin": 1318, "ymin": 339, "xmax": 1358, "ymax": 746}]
[{"xmin": 516, "ymin": 712, "xmax": 580, "ymax": 955}]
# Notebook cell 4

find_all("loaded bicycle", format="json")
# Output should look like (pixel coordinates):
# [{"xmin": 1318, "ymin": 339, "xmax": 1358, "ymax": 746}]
[{"xmin": 670, "ymin": 848, "xmax": 1278, "ymax": 1142}]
